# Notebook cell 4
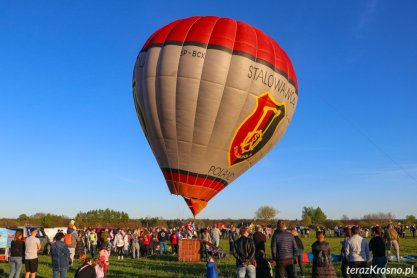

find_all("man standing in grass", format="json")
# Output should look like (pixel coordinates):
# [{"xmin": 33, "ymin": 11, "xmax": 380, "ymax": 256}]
[
  {"xmin": 271, "ymin": 220, "xmax": 298, "ymax": 278},
  {"xmin": 369, "ymin": 226, "xmax": 387, "ymax": 278},
  {"xmin": 158, "ymin": 228, "xmax": 169, "ymax": 255},
  {"xmin": 384, "ymin": 224, "xmax": 400, "ymax": 262},
  {"xmin": 25, "ymin": 228, "xmax": 41, "ymax": 278},
  {"xmin": 65, "ymin": 226, "xmax": 79, "ymax": 267},
  {"xmin": 253, "ymin": 226, "xmax": 267, "ymax": 255},
  {"xmin": 211, "ymin": 225, "xmax": 221, "ymax": 248},
  {"xmin": 228, "ymin": 226, "xmax": 238, "ymax": 253},
  {"xmin": 232, "ymin": 227, "xmax": 256, "ymax": 278},
  {"xmin": 346, "ymin": 226, "xmax": 370, "ymax": 278},
  {"xmin": 89, "ymin": 230, "xmax": 98, "ymax": 258}
]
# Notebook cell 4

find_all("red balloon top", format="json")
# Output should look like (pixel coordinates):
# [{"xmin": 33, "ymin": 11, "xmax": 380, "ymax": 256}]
[{"xmin": 141, "ymin": 16, "xmax": 298, "ymax": 90}]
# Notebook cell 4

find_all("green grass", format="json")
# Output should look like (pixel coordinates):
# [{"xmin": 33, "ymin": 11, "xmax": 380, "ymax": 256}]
[{"xmin": 1, "ymin": 236, "xmax": 416, "ymax": 277}]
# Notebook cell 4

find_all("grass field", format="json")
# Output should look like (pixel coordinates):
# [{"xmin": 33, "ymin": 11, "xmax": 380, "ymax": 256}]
[{"xmin": 1, "ymin": 236, "xmax": 416, "ymax": 277}]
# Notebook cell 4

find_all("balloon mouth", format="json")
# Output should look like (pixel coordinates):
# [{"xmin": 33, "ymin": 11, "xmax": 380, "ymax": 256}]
[
  {"xmin": 162, "ymin": 168, "xmax": 228, "ymax": 216},
  {"xmin": 183, "ymin": 197, "xmax": 208, "ymax": 217},
  {"xmin": 166, "ymin": 180, "xmax": 214, "ymax": 217}
]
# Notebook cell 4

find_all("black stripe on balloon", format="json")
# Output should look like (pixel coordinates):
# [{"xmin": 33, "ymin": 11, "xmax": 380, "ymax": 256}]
[
  {"xmin": 142, "ymin": 41, "xmax": 298, "ymax": 93},
  {"xmin": 232, "ymin": 50, "xmax": 255, "ymax": 62},
  {"xmin": 183, "ymin": 41, "xmax": 208, "ymax": 48},
  {"xmin": 207, "ymin": 44, "xmax": 233, "ymax": 54},
  {"xmin": 163, "ymin": 40, "xmax": 183, "ymax": 46},
  {"xmin": 160, "ymin": 168, "xmax": 229, "ymax": 187}
]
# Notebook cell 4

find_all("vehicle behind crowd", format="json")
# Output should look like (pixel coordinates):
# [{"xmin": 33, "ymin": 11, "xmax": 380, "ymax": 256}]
[{"xmin": 8, "ymin": 226, "xmax": 51, "ymax": 254}]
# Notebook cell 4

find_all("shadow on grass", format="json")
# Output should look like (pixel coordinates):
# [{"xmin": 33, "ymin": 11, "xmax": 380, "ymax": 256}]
[
  {"xmin": 146, "ymin": 254, "xmax": 179, "ymax": 261},
  {"xmin": 108, "ymin": 257, "xmax": 207, "ymax": 277}
]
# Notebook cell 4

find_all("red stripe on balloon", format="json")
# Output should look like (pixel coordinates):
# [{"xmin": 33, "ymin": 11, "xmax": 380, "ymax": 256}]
[
  {"xmin": 162, "ymin": 170, "xmax": 225, "ymax": 191},
  {"xmin": 141, "ymin": 16, "xmax": 297, "ymax": 89}
]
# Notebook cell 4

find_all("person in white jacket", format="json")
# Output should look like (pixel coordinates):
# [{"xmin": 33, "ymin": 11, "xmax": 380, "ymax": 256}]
[
  {"xmin": 345, "ymin": 226, "xmax": 370, "ymax": 278},
  {"xmin": 114, "ymin": 230, "xmax": 125, "ymax": 260}
]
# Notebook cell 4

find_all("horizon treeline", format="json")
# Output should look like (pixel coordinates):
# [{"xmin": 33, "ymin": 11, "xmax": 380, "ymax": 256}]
[{"xmin": 0, "ymin": 209, "xmax": 415, "ymax": 229}]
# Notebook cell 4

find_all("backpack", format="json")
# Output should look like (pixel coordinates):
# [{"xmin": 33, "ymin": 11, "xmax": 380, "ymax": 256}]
[
  {"xmin": 316, "ymin": 249, "xmax": 330, "ymax": 267},
  {"xmin": 64, "ymin": 234, "xmax": 72, "ymax": 245}
]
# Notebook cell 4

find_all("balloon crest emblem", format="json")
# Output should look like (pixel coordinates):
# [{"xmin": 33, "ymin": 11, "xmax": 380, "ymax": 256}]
[{"xmin": 229, "ymin": 92, "xmax": 286, "ymax": 167}]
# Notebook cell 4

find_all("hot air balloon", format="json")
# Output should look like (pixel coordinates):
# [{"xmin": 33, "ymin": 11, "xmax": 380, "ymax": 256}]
[{"xmin": 133, "ymin": 16, "xmax": 298, "ymax": 217}]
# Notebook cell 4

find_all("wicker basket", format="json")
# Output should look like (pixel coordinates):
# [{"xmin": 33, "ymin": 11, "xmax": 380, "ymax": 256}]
[{"xmin": 178, "ymin": 239, "xmax": 201, "ymax": 262}]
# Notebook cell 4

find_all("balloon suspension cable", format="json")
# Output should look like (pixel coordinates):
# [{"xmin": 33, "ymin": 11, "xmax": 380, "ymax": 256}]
[{"xmin": 313, "ymin": 91, "xmax": 417, "ymax": 185}]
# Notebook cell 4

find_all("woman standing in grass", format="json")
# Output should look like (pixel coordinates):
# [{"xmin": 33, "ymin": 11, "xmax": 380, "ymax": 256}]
[
  {"xmin": 9, "ymin": 231, "xmax": 25, "ymax": 278},
  {"xmin": 114, "ymin": 230, "xmax": 125, "ymax": 260},
  {"xmin": 311, "ymin": 231, "xmax": 337, "ymax": 278}
]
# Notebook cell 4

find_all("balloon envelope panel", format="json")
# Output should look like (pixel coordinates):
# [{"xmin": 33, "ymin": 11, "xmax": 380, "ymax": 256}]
[{"xmin": 133, "ymin": 16, "xmax": 298, "ymax": 216}]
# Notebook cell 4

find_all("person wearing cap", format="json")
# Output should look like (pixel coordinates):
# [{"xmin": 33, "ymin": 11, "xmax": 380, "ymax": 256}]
[{"xmin": 271, "ymin": 220, "xmax": 297, "ymax": 278}]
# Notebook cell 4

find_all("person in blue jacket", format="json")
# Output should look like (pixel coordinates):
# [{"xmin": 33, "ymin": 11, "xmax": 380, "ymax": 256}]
[
  {"xmin": 51, "ymin": 232, "xmax": 70, "ymax": 278},
  {"xmin": 206, "ymin": 256, "xmax": 219, "ymax": 278}
]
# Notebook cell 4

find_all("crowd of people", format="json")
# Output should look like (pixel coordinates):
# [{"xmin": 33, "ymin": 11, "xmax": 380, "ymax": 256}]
[
  {"xmin": 5, "ymin": 219, "xmax": 415, "ymax": 278},
  {"xmin": 312, "ymin": 224, "xmax": 416, "ymax": 240},
  {"xmin": 231, "ymin": 221, "xmax": 409, "ymax": 278}
]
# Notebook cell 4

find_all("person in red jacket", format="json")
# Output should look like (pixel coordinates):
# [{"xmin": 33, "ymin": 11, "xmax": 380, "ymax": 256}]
[
  {"xmin": 170, "ymin": 229, "xmax": 179, "ymax": 255},
  {"xmin": 142, "ymin": 229, "xmax": 151, "ymax": 256}
]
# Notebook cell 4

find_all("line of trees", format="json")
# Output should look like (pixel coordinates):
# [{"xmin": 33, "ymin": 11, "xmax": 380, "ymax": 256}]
[
  {"xmin": 0, "ymin": 213, "xmax": 70, "ymax": 228},
  {"xmin": 302, "ymin": 206, "xmax": 327, "ymax": 225},
  {"xmin": 1, "ymin": 208, "xmax": 415, "ymax": 229},
  {"xmin": 75, "ymin": 209, "xmax": 130, "ymax": 227}
]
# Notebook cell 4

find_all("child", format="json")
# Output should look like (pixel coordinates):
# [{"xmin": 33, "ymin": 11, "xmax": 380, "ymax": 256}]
[
  {"xmin": 255, "ymin": 250, "xmax": 273, "ymax": 278},
  {"xmin": 206, "ymin": 256, "xmax": 219, "ymax": 278},
  {"xmin": 75, "ymin": 258, "xmax": 96, "ymax": 278},
  {"xmin": 98, "ymin": 246, "xmax": 110, "ymax": 275},
  {"xmin": 94, "ymin": 258, "xmax": 105, "ymax": 278}
]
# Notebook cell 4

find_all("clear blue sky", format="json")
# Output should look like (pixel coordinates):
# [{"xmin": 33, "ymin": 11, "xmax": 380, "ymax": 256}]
[{"xmin": 1, "ymin": 1, "xmax": 416, "ymax": 220}]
